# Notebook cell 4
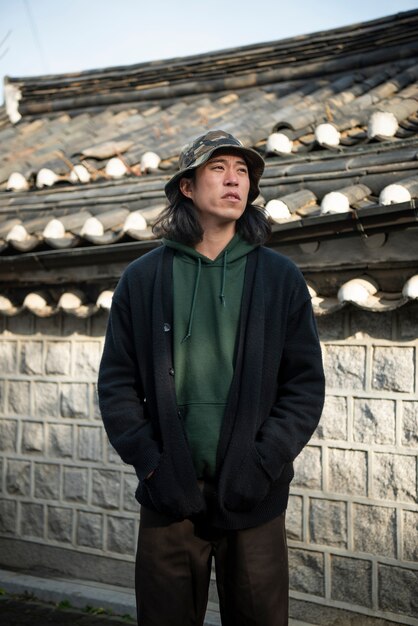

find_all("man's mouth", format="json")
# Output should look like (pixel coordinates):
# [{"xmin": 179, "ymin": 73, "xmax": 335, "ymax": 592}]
[{"xmin": 222, "ymin": 192, "xmax": 241, "ymax": 201}]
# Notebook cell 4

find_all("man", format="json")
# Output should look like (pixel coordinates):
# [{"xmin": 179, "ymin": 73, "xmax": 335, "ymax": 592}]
[{"xmin": 98, "ymin": 130, "xmax": 325, "ymax": 626}]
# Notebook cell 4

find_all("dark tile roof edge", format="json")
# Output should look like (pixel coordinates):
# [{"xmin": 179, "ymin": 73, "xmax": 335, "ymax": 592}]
[
  {"xmin": 1, "ymin": 274, "xmax": 416, "ymax": 318},
  {"xmin": 4, "ymin": 9, "xmax": 418, "ymax": 120}
]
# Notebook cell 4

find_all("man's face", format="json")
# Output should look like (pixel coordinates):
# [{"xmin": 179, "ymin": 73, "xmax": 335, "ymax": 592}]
[{"xmin": 179, "ymin": 150, "xmax": 250, "ymax": 228}]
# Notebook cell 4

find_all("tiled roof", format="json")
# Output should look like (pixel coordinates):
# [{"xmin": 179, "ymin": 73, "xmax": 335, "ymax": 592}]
[
  {"xmin": 1, "ymin": 9, "xmax": 417, "ymax": 315},
  {"xmin": 1, "ymin": 274, "xmax": 416, "ymax": 318}
]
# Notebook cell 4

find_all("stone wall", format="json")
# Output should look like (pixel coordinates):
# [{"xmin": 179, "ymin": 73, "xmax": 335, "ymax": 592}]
[
  {"xmin": 0, "ymin": 304, "xmax": 417, "ymax": 623},
  {"xmin": 288, "ymin": 304, "xmax": 418, "ymax": 624}
]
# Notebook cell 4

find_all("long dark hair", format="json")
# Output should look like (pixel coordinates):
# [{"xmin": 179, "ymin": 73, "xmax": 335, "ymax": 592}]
[{"xmin": 153, "ymin": 173, "xmax": 271, "ymax": 246}]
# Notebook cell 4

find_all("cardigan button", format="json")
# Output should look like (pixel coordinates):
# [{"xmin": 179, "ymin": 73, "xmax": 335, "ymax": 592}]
[
  {"xmin": 163, "ymin": 323, "xmax": 171, "ymax": 332},
  {"xmin": 169, "ymin": 367, "xmax": 174, "ymax": 376}
]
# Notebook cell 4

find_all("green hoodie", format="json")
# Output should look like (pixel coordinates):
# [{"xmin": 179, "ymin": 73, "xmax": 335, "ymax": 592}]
[{"xmin": 163, "ymin": 234, "xmax": 256, "ymax": 480}]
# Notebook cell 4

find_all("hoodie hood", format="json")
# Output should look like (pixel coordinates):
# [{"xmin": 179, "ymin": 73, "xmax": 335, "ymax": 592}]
[
  {"xmin": 163, "ymin": 233, "xmax": 255, "ymax": 266},
  {"xmin": 164, "ymin": 234, "xmax": 256, "ymax": 341}
]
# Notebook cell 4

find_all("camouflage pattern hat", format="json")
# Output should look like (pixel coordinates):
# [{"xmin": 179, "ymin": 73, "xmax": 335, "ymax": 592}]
[{"xmin": 165, "ymin": 129, "xmax": 265, "ymax": 204}]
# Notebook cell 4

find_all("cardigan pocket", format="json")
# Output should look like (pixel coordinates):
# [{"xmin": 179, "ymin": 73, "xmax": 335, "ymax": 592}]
[
  {"xmin": 142, "ymin": 450, "xmax": 205, "ymax": 520},
  {"xmin": 223, "ymin": 444, "xmax": 272, "ymax": 513}
]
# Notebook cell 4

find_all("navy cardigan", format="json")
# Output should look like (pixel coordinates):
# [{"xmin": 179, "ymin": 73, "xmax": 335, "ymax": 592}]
[{"xmin": 98, "ymin": 244, "xmax": 325, "ymax": 529}]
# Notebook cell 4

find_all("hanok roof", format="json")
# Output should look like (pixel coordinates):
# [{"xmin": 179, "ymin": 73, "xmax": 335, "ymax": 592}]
[{"xmin": 1, "ymin": 9, "xmax": 417, "ymax": 316}]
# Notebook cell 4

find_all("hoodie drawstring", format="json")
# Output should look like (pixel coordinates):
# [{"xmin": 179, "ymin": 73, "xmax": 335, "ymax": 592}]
[
  {"xmin": 181, "ymin": 257, "xmax": 202, "ymax": 342},
  {"xmin": 219, "ymin": 250, "xmax": 227, "ymax": 307}
]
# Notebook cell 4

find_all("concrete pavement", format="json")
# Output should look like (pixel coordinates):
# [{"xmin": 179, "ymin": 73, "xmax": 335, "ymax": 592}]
[{"xmin": 0, "ymin": 568, "xmax": 315, "ymax": 625}]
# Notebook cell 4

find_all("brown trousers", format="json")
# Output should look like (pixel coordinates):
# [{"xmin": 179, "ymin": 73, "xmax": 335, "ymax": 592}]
[{"xmin": 135, "ymin": 507, "xmax": 289, "ymax": 626}]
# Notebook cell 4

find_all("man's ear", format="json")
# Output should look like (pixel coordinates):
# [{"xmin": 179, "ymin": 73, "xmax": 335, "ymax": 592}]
[{"xmin": 179, "ymin": 177, "xmax": 193, "ymax": 199}]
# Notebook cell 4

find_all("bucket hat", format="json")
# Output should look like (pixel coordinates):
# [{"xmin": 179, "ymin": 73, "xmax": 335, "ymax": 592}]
[{"xmin": 165, "ymin": 130, "xmax": 265, "ymax": 204}]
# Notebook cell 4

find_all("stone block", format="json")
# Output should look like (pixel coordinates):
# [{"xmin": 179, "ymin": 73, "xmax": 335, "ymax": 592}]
[
  {"xmin": 309, "ymin": 499, "xmax": 347, "ymax": 548},
  {"xmin": 349, "ymin": 309, "xmax": 392, "ymax": 340},
  {"xmin": 286, "ymin": 495, "xmax": 303, "ymax": 541},
  {"xmin": 313, "ymin": 395, "xmax": 347, "ymax": 441},
  {"xmin": 48, "ymin": 423, "xmax": 73, "ymax": 458},
  {"xmin": 403, "ymin": 510, "xmax": 418, "ymax": 562},
  {"xmin": 78, "ymin": 426, "xmax": 102, "ymax": 461},
  {"xmin": 47, "ymin": 506, "xmax": 73, "ymax": 543},
  {"xmin": 398, "ymin": 302, "xmax": 418, "ymax": 340},
  {"xmin": 402, "ymin": 401, "xmax": 418, "ymax": 447},
  {"xmin": 20, "ymin": 341, "xmax": 43, "ymax": 374},
  {"xmin": 77, "ymin": 511, "xmax": 103, "ymax": 549},
  {"xmin": 0, "ymin": 499, "xmax": 17, "ymax": 534},
  {"xmin": 21, "ymin": 502, "xmax": 44, "ymax": 538},
  {"xmin": 372, "ymin": 347, "xmax": 414, "ymax": 393},
  {"xmin": 60, "ymin": 383, "xmax": 89, "ymax": 418},
  {"xmin": 328, "ymin": 448, "xmax": 367, "ymax": 496},
  {"xmin": 123, "ymin": 472, "xmax": 140, "ymax": 513},
  {"xmin": 0, "ymin": 341, "xmax": 17, "ymax": 373},
  {"xmin": 63, "ymin": 467, "xmax": 88, "ymax": 503},
  {"xmin": 378, "ymin": 564, "xmax": 418, "ymax": 618},
  {"xmin": 289, "ymin": 548, "xmax": 324, "ymax": 596},
  {"xmin": 323, "ymin": 345, "xmax": 366, "ymax": 390},
  {"xmin": 7, "ymin": 380, "xmax": 30, "ymax": 415},
  {"xmin": 34, "ymin": 382, "xmax": 59, "ymax": 418},
  {"xmin": 74, "ymin": 341, "xmax": 101, "ymax": 378},
  {"xmin": 0, "ymin": 380, "xmax": 4, "ymax": 413},
  {"xmin": 353, "ymin": 398, "xmax": 396, "ymax": 444},
  {"xmin": 92, "ymin": 469, "xmax": 121, "ymax": 509},
  {"xmin": 45, "ymin": 341, "xmax": 71, "ymax": 375},
  {"xmin": 373, "ymin": 453, "xmax": 416, "ymax": 503},
  {"xmin": 106, "ymin": 440, "xmax": 123, "ymax": 465},
  {"xmin": 21, "ymin": 421, "xmax": 44, "ymax": 454},
  {"xmin": 34, "ymin": 463, "xmax": 60, "ymax": 500},
  {"xmin": 107, "ymin": 515, "xmax": 136, "ymax": 554},
  {"xmin": 316, "ymin": 312, "xmax": 345, "ymax": 340},
  {"xmin": 331, "ymin": 555, "xmax": 372, "ymax": 607},
  {"xmin": 6, "ymin": 460, "xmax": 31, "ymax": 496},
  {"xmin": 353, "ymin": 504, "xmax": 396, "ymax": 557},
  {"xmin": 0, "ymin": 420, "xmax": 18, "ymax": 451},
  {"xmin": 293, "ymin": 446, "xmax": 322, "ymax": 490}
]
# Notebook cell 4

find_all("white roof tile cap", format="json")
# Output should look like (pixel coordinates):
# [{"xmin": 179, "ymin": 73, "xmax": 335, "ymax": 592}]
[
  {"xmin": 402, "ymin": 275, "xmax": 418, "ymax": 299},
  {"xmin": 6, "ymin": 224, "xmax": 28, "ymax": 242},
  {"xmin": 321, "ymin": 191, "xmax": 350, "ymax": 214},
  {"xmin": 4, "ymin": 82, "xmax": 22, "ymax": 124},
  {"xmin": 265, "ymin": 199, "xmax": 291, "ymax": 221},
  {"xmin": 105, "ymin": 157, "xmax": 128, "ymax": 179},
  {"xmin": 140, "ymin": 152, "xmax": 161, "ymax": 171},
  {"xmin": 315, "ymin": 123, "xmax": 341, "ymax": 147},
  {"xmin": 338, "ymin": 277, "xmax": 378, "ymax": 304},
  {"xmin": 0, "ymin": 295, "xmax": 19, "ymax": 315},
  {"xmin": 43, "ymin": 219, "xmax": 66, "ymax": 239},
  {"xmin": 379, "ymin": 184, "xmax": 411, "ymax": 205},
  {"xmin": 97, "ymin": 291, "xmax": 113, "ymax": 310},
  {"xmin": 7, "ymin": 172, "xmax": 29, "ymax": 191},
  {"xmin": 123, "ymin": 211, "xmax": 147, "ymax": 232},
  {"xmin": 266, "ymin": 133, "xmax": 293, "ymax": 155},
  {"xmin": 36, "ymin": 168, "xmax": 59, "ymax": 188},
  {"xmin": 58, "ymin": 292, "xmax": 84, "ymax": 310},
  {"xmin": 70, "ymin": 164, "xmax": 91, "ymax": 183},
  {"xmin": 368, "ymin": 111, "xmax": 398, "ymax": 138},
  {"xmin": 81, "ymin": 217, "xmax": 104, "ymax": 237}
]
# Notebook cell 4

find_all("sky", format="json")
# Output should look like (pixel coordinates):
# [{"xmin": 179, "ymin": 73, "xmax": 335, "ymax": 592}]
[{"xmin": 0, "ymin": 0, "xmax": 417, "ymax": 103}]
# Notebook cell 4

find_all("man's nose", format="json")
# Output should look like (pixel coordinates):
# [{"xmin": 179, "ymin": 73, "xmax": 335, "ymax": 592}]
[{"xmin": 224, "ymin": 169, "xmax": 239, "ymax": 185}]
